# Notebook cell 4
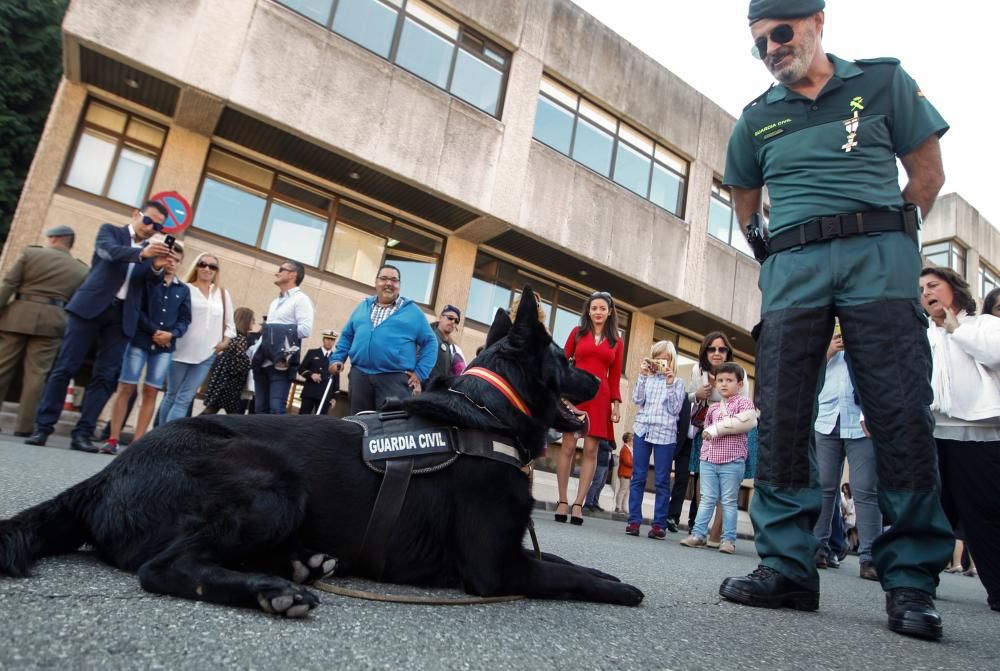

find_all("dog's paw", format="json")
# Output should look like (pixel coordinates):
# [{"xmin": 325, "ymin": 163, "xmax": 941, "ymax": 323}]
[
  {"xmin": 616, "ymin": 583, "xmax": 645, "ymax": 607},
  {"xmin": 291, "ymin": 553, "xmax": 339, "ymax": 584},
  {"xmin": 256, "ymin": 582, "xmax": 320, "ymax": 618}
]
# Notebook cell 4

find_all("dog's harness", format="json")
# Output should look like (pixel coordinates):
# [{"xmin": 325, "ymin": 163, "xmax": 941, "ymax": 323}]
[{"xmin": 345, "ymin": 395, "xmax": 531, "ymax": 580}]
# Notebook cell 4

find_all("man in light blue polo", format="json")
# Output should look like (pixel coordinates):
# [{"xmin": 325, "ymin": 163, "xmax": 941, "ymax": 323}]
[{"xmin": 329, "ymin": 264, "xmax": 437, "ymax": 414}]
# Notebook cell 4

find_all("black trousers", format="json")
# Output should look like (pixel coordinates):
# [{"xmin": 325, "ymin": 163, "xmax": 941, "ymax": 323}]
[
  {"xmin": 299, "ymin": 396, "xmax": 331, "ymax": 416},
  {"xmin": 668, "ymin": 437, "xmax": 692, "ymax": 523},
  {"xmin": 937, "ymin": 438, "xmax": 1000, "ymax": 609},
  {"xmin": 348, "ymin": 369, "xmax": 410, "ymax": 415}
]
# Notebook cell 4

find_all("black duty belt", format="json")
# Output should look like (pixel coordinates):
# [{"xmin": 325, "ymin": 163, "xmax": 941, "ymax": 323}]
[
  {"xmin": 16, "ymin": 293, "xmax": 66, "ymax": 308},
  {"xmin": 768, "ymin": 206, "xmax": 919, "ymax": 255}
]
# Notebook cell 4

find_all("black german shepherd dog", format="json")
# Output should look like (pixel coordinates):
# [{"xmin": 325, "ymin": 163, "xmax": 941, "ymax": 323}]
[{"xmin": 1, "ymin": 288, "xmax": 643, "ymax": 616}]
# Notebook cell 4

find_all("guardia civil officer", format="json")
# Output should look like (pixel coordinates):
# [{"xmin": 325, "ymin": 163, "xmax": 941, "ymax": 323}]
[
  {"xmin": 717, "ymin": 0, "xmax": 953, "ymax": 640},
  {"xmin": 0, "ymin": 226, "xmax": 89, "ymax": 436}
]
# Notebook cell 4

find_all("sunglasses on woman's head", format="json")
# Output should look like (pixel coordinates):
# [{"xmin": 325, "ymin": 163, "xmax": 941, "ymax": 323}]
[
  {"xmin": 751, "ymin": 23, "xmax": 795, "ymax": 60},
  {"xmin": 706, "ymin": 346, "xmax": 730, "ymax": 354},
  {"xmin": 197, "ymin": 261, "xmax": 219, "ymax": 271}
]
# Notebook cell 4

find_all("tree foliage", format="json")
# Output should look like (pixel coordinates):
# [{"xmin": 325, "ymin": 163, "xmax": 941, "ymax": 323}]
[{"xmin": 0, "ymin": 0, "xmax": 68, "ymax": 247}]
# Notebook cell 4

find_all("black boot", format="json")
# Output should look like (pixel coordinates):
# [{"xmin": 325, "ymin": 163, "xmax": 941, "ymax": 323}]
[
  {"xmin": 24, "ymin": 431, "xmax": 49, "ymax": 446},
  {"xmin": 886, "ymin": 588, "xmax": 942, "ymax": 640},
  {"xmin": 719, "ymin": 565, "xmax": 819, "ymax": 611},
  {"xmin": 70, "ymin": 435, "xmax": 99, "ymax": 453}
]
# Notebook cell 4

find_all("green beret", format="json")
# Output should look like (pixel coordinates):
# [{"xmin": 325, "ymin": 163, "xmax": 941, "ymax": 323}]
[
  {"xmin": 748, "ymin": 0, "xmax": 825, "ymax": 23},
  {"xmin": 45, "ymin": 225, "xmax": 75, "ymax": 237}
]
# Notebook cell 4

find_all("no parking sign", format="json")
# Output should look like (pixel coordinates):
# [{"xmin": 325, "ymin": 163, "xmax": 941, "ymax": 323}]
[{"xmin": 151, "ymin": 191, "xmax": 193, "ymax": 235}]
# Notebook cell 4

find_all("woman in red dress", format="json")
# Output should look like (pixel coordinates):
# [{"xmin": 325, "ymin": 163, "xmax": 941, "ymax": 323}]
[{"xmin": 555, "ymin": 291, "xmax": 624, "ymax": 525}]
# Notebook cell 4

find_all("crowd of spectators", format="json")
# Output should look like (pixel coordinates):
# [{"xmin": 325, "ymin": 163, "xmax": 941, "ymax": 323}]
[{"xmin": 1, "ymin": 203, "xmax": 998, "ymax": 614}]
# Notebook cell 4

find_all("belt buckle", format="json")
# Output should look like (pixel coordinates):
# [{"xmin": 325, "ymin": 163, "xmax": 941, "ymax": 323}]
[{"xmin": 821, "ymin": 217, "xmax": 843, "ymax": 239}]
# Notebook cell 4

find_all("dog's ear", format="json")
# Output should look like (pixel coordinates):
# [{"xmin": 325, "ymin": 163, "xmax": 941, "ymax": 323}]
[
  {"xmin": 485, "ymin": 307, "xmax": 512, "ymax": 348},
  {"xmin": 508, "ymin": 284, "xmax": 549, "ymax": 350}
]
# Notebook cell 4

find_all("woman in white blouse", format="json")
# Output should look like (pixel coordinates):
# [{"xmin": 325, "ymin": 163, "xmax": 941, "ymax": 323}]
[
  {"xmin": 920, "ymin": 266, "xmax": 1000, "ymax": 612},
  {"xmin": 158, "ymin": 253, "xmax": 235, "ymax": 424}
]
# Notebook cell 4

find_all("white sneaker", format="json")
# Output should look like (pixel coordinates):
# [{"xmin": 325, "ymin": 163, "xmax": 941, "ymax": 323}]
[
  {"xmin": 706, "ymin": 539, "xmax": 721, "ymax": 549},
  {"xmin": 718, "ymin": 541, "xmax": 736, "ymax": 554},
  {"xmin": 679, "ymin": 535, "xmax": 706, "ymax": 548}
]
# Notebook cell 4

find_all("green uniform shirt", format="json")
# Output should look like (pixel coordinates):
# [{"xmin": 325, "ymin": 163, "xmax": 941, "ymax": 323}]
[{"xmin": 723, "ymin": 54, "xmax": 948, "ymax": 235}]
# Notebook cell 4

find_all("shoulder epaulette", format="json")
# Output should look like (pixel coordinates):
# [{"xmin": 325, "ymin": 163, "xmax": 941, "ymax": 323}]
[
  {"xmin": 854, "ymin": 57, "xmax": 900, "ymax": 66},
  {"xmin": 743, "ymin": 85, "xmax": 773, "ymax": 111}
]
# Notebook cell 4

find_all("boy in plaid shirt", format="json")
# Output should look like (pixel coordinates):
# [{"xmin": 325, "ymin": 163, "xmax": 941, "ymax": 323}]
[{"xmin": 680, "ymin": 362, "xmax": 756, "ymax": 554}]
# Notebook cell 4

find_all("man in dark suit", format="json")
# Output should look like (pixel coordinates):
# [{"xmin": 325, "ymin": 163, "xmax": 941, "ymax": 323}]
[
  {"xmin": 0, "ymin": 226, "xmax": 89, "ymax": 436},
  {"xmin": 25, "ymin": 201, "xmax": 173, "ymax": 452},
  {"xmin": 297, "ymin": 329, "xmax": 339, "ymax": 415}
]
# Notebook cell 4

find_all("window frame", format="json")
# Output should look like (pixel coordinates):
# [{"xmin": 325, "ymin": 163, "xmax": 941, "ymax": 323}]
[
  {"xmin": 60, "ymin": 98, "xmax": 167, "ymax": 208},
  {"xmin": 980, "ymin": 263, "xmax": 999, "ymax": 300},
  {"xmin": 532, "ymin": 74, "xmax": 688, "ymax": 218},
  {"xmin": 274, "ymin": 0, "xmax": 510, "ymax": 118},
  {"xmin": 192, "ymin": 146, "xmax": 446, "ymax": 308},
  {"xmin": 468, "ymin": 251, "xmax": 631, "ymax": 363},
  {"xmin": 707, "ymin": 180, "xmax": 752, "ymax": 257},
  {"xmin": 922, "ymin": 239, "xmax": 967, "ymax": 277}
]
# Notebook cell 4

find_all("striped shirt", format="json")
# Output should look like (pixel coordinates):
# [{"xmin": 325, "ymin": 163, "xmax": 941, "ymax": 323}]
[
  {"xmin": 631, "ymin": 374, "xmax": 686, "ymax": 444},
  {"xmin": 370, "ymin": 297, "xmax": 403, "ymax": 328},
  {"xmin": 701, "ymin": 395, "xmax": 755, "ymax": 464}
]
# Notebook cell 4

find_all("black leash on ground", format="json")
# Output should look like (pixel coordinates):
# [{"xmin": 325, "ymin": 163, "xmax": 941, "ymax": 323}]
[{"xmin": 314, "ymin": 518, "xmax": 541, "ymax": 605}]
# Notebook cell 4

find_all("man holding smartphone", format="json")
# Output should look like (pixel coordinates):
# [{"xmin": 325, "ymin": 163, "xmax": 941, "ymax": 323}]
[{"xmin": 26, "ymin": 201, "xmax": 174, "ymax": 452}]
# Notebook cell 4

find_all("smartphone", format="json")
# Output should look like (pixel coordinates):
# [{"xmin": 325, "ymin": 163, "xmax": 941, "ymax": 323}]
[{"xmin": 164, "ymin": 234, "xmax": 176, "ymax": 250}]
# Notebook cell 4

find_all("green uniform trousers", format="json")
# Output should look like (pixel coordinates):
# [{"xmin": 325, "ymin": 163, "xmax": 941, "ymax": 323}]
[
  {"xmin": 0, "ymin": 330, "xmax": 63, "ymax": 434},
  {"xmin": 751, "ymin": 230, "xmax": 952, "ymax": 593}
]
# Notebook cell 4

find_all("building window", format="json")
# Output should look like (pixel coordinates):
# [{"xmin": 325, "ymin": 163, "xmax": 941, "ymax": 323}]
[
  {"xmin": 63, "ymin": 100, "xmax": 166, "ymax": 207},
  {"xmin": 531, "ymin": 75, "xmax": 688, "ymax": 217},
  {"xmin": 922, "ymin": 240, "xmax": 967, "ymax": 277},
  {"xmin": 981, "ymin": 264, "xmax": 999, "ymax": 300},
  {"xmin": 468, "ymin": 252, "xmax": 630, "ymax": 355},
  {"xmin": 193, "ymin": 147, "xmax": 443, "ymax": 304},
  {"xmin": 707, "ymin": 181, "xmax": 752, "ymax": 257},
  {"xmin": 275, "ymin": 0, "xmax": 509, "ymax": 117}
]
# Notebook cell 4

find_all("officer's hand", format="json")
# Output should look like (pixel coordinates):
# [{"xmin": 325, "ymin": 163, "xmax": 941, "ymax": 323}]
[
  {"xmin": 328, "ymin": 361, "xmax": 343, "ymax": 375},
  {"xmin": 141, "ymin": 242, "xmax": 171, "ymax": 259},
  {"xmin": 310, "ymin": 373, "xmax": 321, "ymax": 383}
]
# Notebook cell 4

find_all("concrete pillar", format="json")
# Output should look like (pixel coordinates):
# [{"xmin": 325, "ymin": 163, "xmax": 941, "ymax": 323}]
[
  {"xmin": 1, "ymin": 78, "xmax": 87, "ymax": 272},
  {"xmin": 434, "ymin": 236, "xmax": 477, "ymax": 318},
  {"xmin": 147, "ymin": 125, "xmax": 210, "ymax": 219},
  {"xmin": 681, "ymin": 159, "xmax": 715, "ymax": 311},
  {"xmin": 489, "ymin": 48, "xmax": 544, "ymax": 225},
  {"xmin": 618, "ymin": 311, "xmax": 655, "ymax": 440}
]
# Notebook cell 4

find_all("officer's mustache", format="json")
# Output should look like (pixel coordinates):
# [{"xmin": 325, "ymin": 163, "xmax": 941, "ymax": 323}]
[{"xmin": 767, "ymin": 47, "xmax": 794, "ymax": 68}]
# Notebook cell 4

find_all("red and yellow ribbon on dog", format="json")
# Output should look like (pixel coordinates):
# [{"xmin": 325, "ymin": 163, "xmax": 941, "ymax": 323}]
[{"xmin": 462, "ymin": 367, "xmax": 532, "ymax": 417}]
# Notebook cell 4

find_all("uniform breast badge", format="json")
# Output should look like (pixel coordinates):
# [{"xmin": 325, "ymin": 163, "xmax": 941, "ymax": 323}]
[{"xmin": 842, "ymin": 96, "xmax": 864, "ymax": 152}]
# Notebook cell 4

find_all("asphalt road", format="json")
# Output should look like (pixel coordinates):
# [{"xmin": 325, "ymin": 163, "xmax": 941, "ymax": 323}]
[{"xmin": 1, "ymin": 434, "xmax": 996, "ymax": 670}]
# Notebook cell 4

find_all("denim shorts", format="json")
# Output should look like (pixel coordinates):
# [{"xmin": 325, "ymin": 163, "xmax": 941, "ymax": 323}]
[{"xmin": 119, "ymin": 344, "xmax": 172, "ymax": 389}]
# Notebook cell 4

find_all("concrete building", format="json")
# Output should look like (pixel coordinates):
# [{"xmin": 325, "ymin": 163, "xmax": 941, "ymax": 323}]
[
  {"xmin": 3, "ymin": 0, "xmax": 994, "ymax": 436},
  {"xmin": 921, "ymin": 193, "xmax": 1000, "ymax": 307}
]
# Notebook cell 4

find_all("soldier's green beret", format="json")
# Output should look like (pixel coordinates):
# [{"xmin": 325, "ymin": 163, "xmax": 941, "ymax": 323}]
[
  {"xmin": 748, "ymin": 0, "xmax": 825, "ymax": 23},
  {"xmin": 45, "ymin": 225, "xmax": 75, "ymax": 237}
]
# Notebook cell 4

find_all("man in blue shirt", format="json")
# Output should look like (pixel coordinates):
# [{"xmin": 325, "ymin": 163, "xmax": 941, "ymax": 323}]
[
  {"xmin": 329, "ymin": 264, "xmax": 437, "ymax": 414},
  {"xmin": 813, "ymin": 324, "xmax": 882, "ymax": 581}
]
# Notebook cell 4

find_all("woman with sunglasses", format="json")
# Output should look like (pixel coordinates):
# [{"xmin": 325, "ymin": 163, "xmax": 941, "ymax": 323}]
[
  {"xmin": 158, "ymin": 252, "xmax": 235, "ymax": 424},
  {"xmin": 685, "ymin": 332, "xmax": 752, "ymax": 545},
  {"xmin": 555, "ymin": 291, "xmax": 624, "ymax": 525}
]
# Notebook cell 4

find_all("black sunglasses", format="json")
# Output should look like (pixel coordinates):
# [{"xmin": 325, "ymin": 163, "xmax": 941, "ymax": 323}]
[
  {"xmin": 590, "ymin": 291, "xmax": 613, "ymax": 302},
  {"xmin": 197, "ymin": 261, "xmax": 219, "ymax": 271},
  {"xmin": 706, "ymin": 346, "xmax": 730, "ymax": 354},
  {"xmin": 140, "ymin": 215, "xmax": 164, "ymax": 231},
  {"xmin": 752, "ymin": 23, "xmax": 794, "ymax": 60},
  {"xmin": 442, "ymin": 314, "xmax": 460, "ymax": 323}
]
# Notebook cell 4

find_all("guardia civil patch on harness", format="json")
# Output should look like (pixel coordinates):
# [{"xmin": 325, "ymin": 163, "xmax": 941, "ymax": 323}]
[{"xmin": 363, "ymin": 427, "xmax": 454, "ymax": 461}]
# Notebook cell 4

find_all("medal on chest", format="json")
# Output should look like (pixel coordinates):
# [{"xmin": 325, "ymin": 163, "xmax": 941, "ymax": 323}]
[{"xmin": 842, "ymin": 96, "xmax": 864, "ymax": 153}]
